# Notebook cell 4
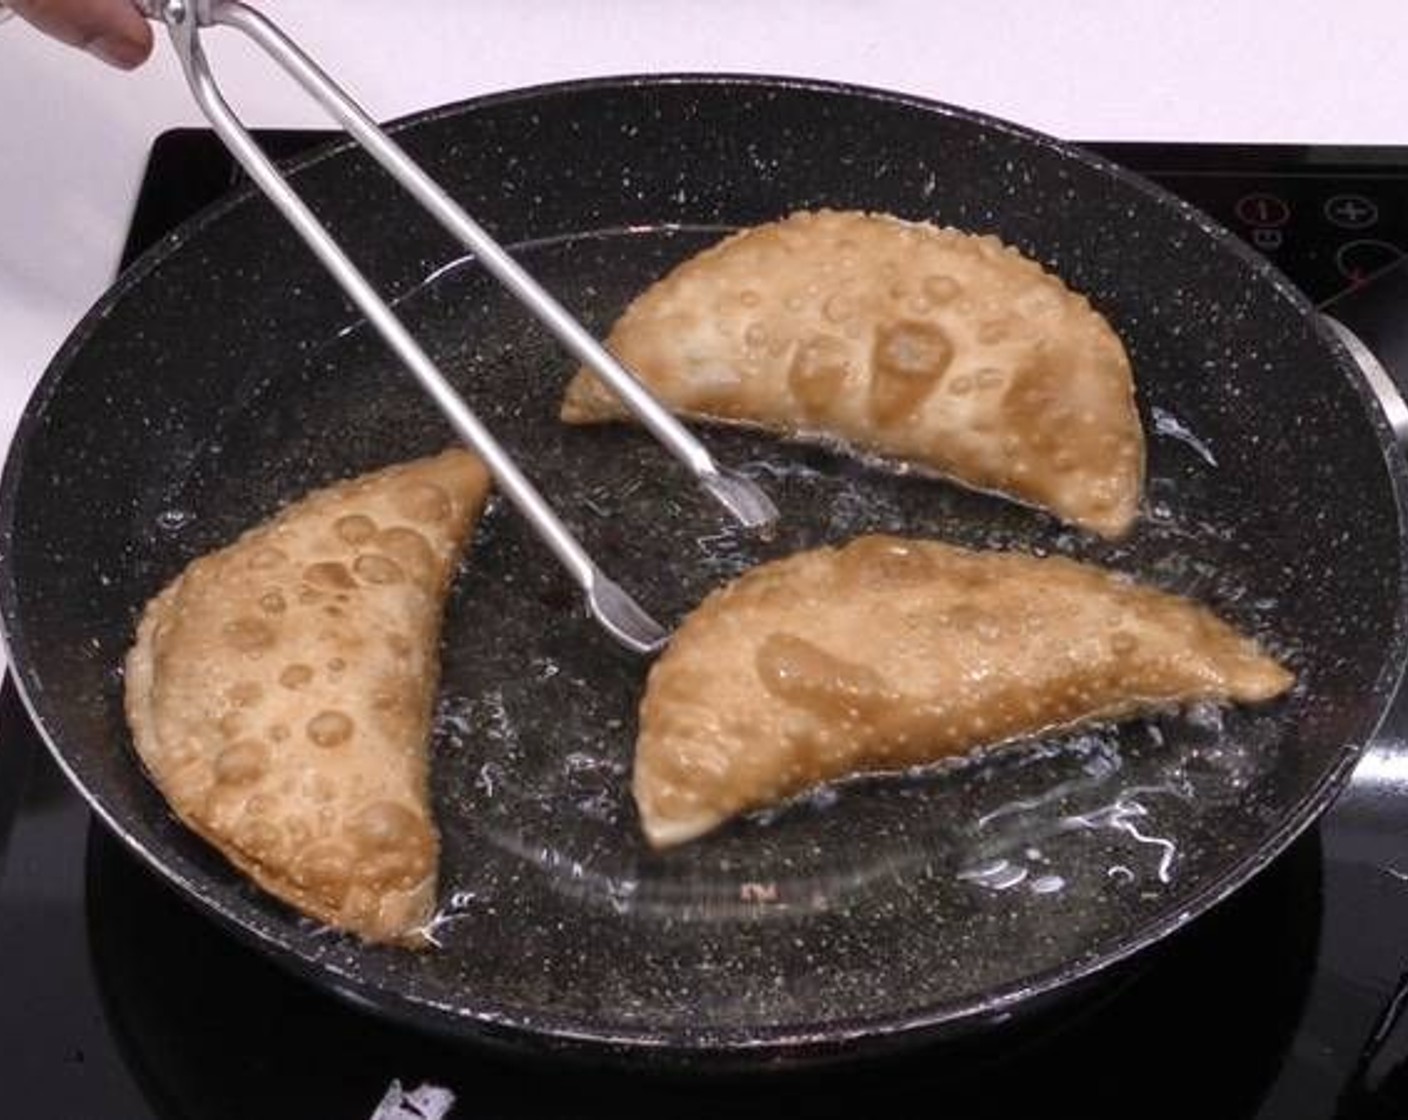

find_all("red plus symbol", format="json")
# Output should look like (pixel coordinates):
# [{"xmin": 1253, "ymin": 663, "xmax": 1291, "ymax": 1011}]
[{"xmin": 1325, "ymin": 194, "xmax": 1378, "ymax": 230}]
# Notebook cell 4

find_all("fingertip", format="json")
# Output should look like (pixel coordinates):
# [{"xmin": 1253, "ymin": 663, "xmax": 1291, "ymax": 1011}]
[
  {"xmin": 10, "ymin": 0, "xmax": 155, "ymax": 67},
  {"xmin": 89, "ymin": 33, "xmax": 148, "ymax": 68},
  {"xmin": 89, "ymin": 20, "xmax": 152, "ymax": 69}
]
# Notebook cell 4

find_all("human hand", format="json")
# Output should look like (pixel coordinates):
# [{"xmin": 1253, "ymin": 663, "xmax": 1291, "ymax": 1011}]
[{"xmin": 7, "ymin": 0, "xmax": 153, "ymax": 68}]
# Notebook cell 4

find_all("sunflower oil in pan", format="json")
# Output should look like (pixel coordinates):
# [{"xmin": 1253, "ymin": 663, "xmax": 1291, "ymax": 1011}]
[{"xmin": 205, "ymin": 223, "xmax": 1303, "ymax": 935}]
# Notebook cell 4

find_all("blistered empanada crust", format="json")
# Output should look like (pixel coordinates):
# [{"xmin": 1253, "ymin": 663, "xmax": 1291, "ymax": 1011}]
[
  {"xmin": 125, "ymin": 449, "xmax": 491, "ymax": 944},
  {"xmin": 634, "ymin": 536, "xmax": 1293, "ymax": 847},
  {"xmin": 563, "ymin": 210, "xmax": 1144, "ymax": 538}
]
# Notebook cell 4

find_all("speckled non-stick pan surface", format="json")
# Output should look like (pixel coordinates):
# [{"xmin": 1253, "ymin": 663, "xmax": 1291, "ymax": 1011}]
[{"xmin": 2, "ymin": 76, "xmax": 1406, "ymax": 1068}]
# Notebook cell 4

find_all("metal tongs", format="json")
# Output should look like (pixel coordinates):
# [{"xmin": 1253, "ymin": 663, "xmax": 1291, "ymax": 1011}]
[{"xmin": 133, "ymin": 0, "xmax": 777, "ymax": 653}]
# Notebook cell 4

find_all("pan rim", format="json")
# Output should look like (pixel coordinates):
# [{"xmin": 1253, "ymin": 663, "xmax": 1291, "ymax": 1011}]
[{"xmin": 3, "ymin": 71, "xmax": 1407, "ymax": 1063}]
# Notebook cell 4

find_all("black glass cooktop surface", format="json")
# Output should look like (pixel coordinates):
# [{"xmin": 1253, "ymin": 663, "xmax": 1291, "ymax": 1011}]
[{"xmin": 5, "ymin": 130, "xmax": 1408, "ymax": 1120}]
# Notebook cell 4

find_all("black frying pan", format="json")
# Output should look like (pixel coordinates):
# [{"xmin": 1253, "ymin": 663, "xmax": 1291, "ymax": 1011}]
[{"xmin": 2, "ymin": 75, "xmax": 1405, "ymax": 1069}]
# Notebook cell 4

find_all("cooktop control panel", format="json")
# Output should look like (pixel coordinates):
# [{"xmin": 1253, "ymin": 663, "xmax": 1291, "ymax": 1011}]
[{"xmin": 1092, "ymin": 142, "xmax": 1408, "ymax": 303}]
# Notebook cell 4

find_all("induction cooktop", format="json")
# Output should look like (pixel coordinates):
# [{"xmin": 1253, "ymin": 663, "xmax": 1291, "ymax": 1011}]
[{"xmin": 4, "ymin": 130, "xmax": 1408, "ymax": 1120}]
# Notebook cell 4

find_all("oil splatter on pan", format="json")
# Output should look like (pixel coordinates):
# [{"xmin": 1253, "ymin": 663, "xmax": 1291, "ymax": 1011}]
[{"xmin": 1, "ymin": 75, "xmax": 1405, "ymax": 1067}]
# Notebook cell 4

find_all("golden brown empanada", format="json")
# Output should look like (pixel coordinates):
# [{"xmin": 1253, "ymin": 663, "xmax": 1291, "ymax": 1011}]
[
  {"xmin": 634, "ymin": 536, "xmax": 1293, "ymax": 847},
  {"xmin": 124, "ymin": 449, "xmax": 491, "ymax": 944},
  {"xmin": 562, "ymin": 210, "xmax": 1143, "ymax": 537}
]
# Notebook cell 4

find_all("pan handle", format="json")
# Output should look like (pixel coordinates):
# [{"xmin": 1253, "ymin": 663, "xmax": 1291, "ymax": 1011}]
[{"xmin": 1321, "ymin": 260, "xmax": 1408, "ymax": 450}]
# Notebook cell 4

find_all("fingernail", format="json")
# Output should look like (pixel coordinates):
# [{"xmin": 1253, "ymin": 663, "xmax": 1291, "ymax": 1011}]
[{"xmin": 90, "ymin": 34, "xmax": 146, "ymax": 69}]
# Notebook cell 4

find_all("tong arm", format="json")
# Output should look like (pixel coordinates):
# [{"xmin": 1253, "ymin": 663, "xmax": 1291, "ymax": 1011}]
[
  {"xmin": 141, "ymin": 0, "xmax": 669, "ymax": 653},
  {"xmin": 141, "ymin": 0, "xmax": 776, "ymax": 532}
]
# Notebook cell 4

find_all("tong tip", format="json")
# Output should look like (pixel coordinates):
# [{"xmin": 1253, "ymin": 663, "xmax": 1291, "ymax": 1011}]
[
  {"xmin": 588, "ymin": 577, "xmax": 671, "ymax": 655},
  {"xmin": 701, "ymin": 467, "xmax": 779, "ymax": 531}
]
